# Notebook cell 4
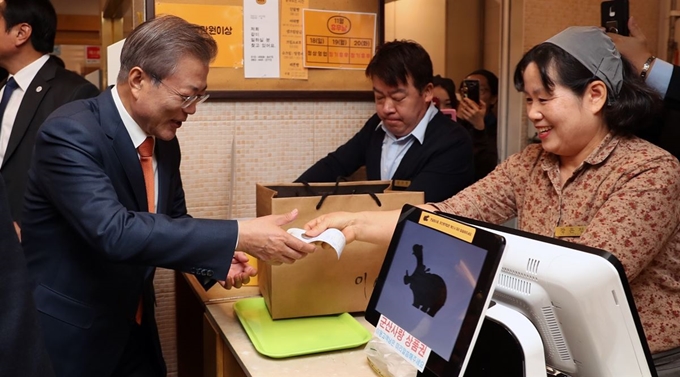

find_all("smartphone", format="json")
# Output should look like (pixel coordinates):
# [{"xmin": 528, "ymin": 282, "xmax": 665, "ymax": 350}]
[
  {"xmin": 461, "ymin": 79, "xmax": 480, "ymax": 104},
  {"xmin": 441, "ymin": 108, "xmax": 457, "ymax": 121},
  {"xmin": 601, "ymin": 0, "xmax": 629, "ymax": 36}
]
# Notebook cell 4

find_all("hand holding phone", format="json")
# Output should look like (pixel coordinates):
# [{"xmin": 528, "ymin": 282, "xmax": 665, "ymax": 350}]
[
  {"xmin": 461, "ymin": 79, "xmax": 480, "ymax": 104},
  {"xmin": 601, "ymin": 0, "xmax": 629, "ymax": 36}
]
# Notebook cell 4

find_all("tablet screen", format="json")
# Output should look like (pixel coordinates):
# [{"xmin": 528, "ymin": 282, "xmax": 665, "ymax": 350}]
[{"xmin": 366, "ymin": 205, "xmax": 505, "ymax": 376}]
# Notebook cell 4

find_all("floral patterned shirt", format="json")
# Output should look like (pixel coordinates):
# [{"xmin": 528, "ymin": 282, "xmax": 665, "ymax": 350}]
[{"xmin": 433, "ymin": 133, "xmax": 680, "ymax": 353}]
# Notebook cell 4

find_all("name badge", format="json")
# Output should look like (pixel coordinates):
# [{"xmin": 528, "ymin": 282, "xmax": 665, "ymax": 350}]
[
  {"xmin": 554, "ymin": 226, "xmax": 586, "ymax": 238},
  {"xmin": 392, "ymin": 180, "xmax": 411, "ymax": 188}
]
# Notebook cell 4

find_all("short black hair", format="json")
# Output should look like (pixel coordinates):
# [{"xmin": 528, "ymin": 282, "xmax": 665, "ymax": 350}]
[
  {"xmin": 1, "ymin": 0, "xmax": 57, "ymax": 54},
  {"xmin": 432, "ymin": 75, "xmax": 459, "ymax": 108},
  {"xmin": 365, "ymin": 40, "xmax": 433, "ymax": 93},
  {"xmin": 468, "ymin": 69, "xmax": 498, "ymax": 96}
]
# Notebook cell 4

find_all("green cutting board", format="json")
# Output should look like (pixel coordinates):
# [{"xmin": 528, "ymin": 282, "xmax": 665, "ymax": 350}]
[{"xmin": 233, "ymin": 297, "xmax": 372, "ymax": 358}]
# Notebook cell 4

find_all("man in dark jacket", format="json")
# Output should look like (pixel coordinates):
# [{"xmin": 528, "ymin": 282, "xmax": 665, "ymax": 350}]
[
  {"xmin": 296, "ymin": 40, "xmax": 474, "ymax": 202},
  {"xmin": 0, "ymin": 173, "xmax": 54, "ymax": 376}
]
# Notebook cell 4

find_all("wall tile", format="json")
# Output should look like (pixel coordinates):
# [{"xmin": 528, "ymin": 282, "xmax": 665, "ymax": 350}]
[{"xmin": 174, "ymin": 101, "xmax": 374, "ymax": 220}]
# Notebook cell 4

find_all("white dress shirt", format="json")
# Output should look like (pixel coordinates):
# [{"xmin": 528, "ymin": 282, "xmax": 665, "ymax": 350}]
[
  {"xmin": 379, "ymin": 103, "xmax": 437, "ymax": 180},
  {"xmin": 0, "ymin": 54, "xmax": 50, "ymax": 164},
  {"xmin": 111, "ymin": 85, "xmax": 158, "ymax": 212}
]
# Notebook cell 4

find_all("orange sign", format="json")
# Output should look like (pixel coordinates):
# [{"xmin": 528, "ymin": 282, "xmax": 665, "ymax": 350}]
[
  {"xmin": 302, "ymin": 9, "xmax": 376, "ymax": 70},
  {"xmin": 155, "ymin": 3, "xmax": 244, "ymax": 68}
]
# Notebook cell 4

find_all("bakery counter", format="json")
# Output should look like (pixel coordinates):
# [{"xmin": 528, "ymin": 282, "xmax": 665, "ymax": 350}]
[{"xmin": 202, "ymin": 301, "xmax": 378, "ymax": 377}]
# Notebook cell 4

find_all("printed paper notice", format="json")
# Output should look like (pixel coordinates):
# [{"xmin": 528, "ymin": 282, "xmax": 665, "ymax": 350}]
[
  {"xmin": 244, "ymin": 0, "xmax": 280, "ymax": 78},
  {"xmin": 375, "ymin": 314, "xmax": 431, "ymax": 372},
  {"xmin": 280, "ymin": 0, "xmax": 309, "ymax": 80},
  {"xmin": 155, "ymin": 3, "xmax": 243, "ymax": 68},
  {"xmin": 302, "ymin": 9, "xmax": 376, "ymax": 70}
]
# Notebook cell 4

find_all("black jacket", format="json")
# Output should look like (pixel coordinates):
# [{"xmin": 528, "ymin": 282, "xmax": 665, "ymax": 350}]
[
  {"xmin": 0, "ymin": 56, "xmax": 100, "ymax": 223},
  {"xmin": 296, "ymin": 111, "xmax": 475, "ymax": 202}
]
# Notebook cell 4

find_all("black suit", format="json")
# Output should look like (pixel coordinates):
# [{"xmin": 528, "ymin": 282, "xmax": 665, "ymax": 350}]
[
  {"xmin": 632, "ymin": 65, "xmax": 680, "ymax": 161},
  {"xmin": 22, "ymin": 89, "xmax": 237, "ymax": 377},
  {"xmin": 0, "ymin": 173, "xmax": 54, "ymax": 377},
  {"xmin": 665, "ymin": 65, "xmax": 680, "ymax": 109},
  {"xmin": 0, "ymin": 56, "xmax": 100, "ymax": 223},
  {"xmin": 459, "ymin": 113, "xmax": 499, "ymax": 182},
  {"xmin": 296, "ymin": 112, "xmax": 475, "ymax": 202}
]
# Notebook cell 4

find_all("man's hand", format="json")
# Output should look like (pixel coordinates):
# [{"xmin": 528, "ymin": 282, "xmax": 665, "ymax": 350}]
[
  {"xmin": 237, "ymin": 209, "xmax": 316, "ymax": 265},
  {"xmin": 608, "ymin": 17, "xmax": 652, "ymax": 74},
  {"xmin": 457, "ymin": 98, "xmax": 487, "ymax": 131},
  {"xmin": 219, "ymin": 252, "xmax": 257, "ymax": 289}
]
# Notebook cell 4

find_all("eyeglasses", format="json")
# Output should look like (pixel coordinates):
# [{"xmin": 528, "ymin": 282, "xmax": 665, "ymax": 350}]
[{"xmin": 153, "ymin": 77, "xmax": 210, "ymax": 109}]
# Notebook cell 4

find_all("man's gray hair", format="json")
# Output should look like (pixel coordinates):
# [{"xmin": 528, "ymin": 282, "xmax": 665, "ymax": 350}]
[{"xmin": 117, "ymin": 15, "xmax": 217, "ymax": 84}]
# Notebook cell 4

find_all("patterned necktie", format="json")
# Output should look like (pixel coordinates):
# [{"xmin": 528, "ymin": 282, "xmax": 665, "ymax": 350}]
[
  {"xmin": 0, "ymin": 77, "xmax": 18, "ymax": 138},
  {"xmin": 136, "ymin": 136, "xmax": 154, "ymax": 325}
]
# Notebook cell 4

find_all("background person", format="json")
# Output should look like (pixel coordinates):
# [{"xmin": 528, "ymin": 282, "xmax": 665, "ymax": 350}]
[
  {"xmin": 457, "ymin": 69, "xmax": 499, "ymax": 180},
  {"xmin": 21, "ymin": 15, "xmax": 315, "ymax": 377},
  {"xmin": 608, "ymin": 16, "xmax": 680, "ymax": 160},
  {"xmin": 431, "ymin": 74, "xmax": 458, "ymax": 110},
  {"xmin": 304, "ymin": 27, "xmax": 680, "ymax": 375},
  {"xmin": 296, "ymin": 40, "xmax": 474, "ymax": 202},
  {"xmin": 0, "ymin": 0, "xmax": 100, "ymax": 231}
]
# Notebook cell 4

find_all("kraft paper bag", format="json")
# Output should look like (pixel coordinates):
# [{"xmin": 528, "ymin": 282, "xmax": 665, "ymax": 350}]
[{"xmin": 256, "ymin": 181, "xmax": 424, "ymax": 319}]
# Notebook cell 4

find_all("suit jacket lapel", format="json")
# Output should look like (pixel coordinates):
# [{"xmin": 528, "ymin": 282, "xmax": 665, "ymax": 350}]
[
  {"xmin": 2, "ymin": 59, "xmax": 56, "ymax": 168},
  {"xmin": 366, "ymin": 128, "xmax": 384, "ymax": 179},
  {"xmin": 99, "ymin": 90, "xmax": 148, "ymax": 212},
  {"xmin": 155, "ymin": 140, "xmax": 171, "ymax": 215}
]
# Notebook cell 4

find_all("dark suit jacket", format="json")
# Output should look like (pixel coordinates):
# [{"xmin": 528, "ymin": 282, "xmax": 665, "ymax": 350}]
[
  {"xmin": 459, "ymin": 113, "xmax": 499, "ymax": 182},
  {"xmin": 296, "ymin": 112, "xmax": 475, "ymax": 202},
  {"xmin": 665, "ymin": 65, "xmax": 680, "ymax": 109},
  {"xmin": 0, "ymin": 174, "xmax": 54, "ymax": 376},
  {"xmin": 0, "ymin": 56, "xmax": 100, "ymax": 223},
  {"xmin": 22, "ymin": 89, "xmax": 238, "ymax": 377},
  {"xmin": 632, "ymin": 65, "xmax": 680, "ymax": 161}
]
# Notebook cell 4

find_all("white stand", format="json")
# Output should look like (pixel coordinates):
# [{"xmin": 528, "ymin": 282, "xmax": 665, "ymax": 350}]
[{"xmin": 484, "ymin": 303, "xmax": 546, "ymax": 377}]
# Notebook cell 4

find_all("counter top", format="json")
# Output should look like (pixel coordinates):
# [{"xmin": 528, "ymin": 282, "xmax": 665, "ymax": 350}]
[{"xmin": 205, "ymin": 301, "xmax": 378, "ymax": 377}]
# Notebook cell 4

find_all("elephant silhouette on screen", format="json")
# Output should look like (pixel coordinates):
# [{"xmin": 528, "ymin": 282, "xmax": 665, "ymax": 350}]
[{"xmin": 403, "ymin": 244, "xmax": 447, "ymax": 317}]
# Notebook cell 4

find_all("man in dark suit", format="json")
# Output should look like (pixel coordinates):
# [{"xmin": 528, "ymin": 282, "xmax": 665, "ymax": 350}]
[
  {"xmin": 296, "ymin": 40, "xmax": 474, "ymax": 202},
  {"xmin": 21, "ymin": 15, "xmax": 315, "ymax": 377},
  {"xmin": 609, "ymin": 17, "xmax": 680, "ymax": 161},
  {"xmin": 0, "ymin": 172, "xmax": 54, "ymax": 376},
  {"xmin": 0, "ymin": 0, "xmax": 100, "ymax": 228}
]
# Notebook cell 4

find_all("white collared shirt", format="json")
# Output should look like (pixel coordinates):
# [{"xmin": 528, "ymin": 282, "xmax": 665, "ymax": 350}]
[
  {"xmin": 0, "ymin": 54, "xmax": 50, "ymax": 164},
  {"xmin": 379, "ymin": 103, "xmax": 437, "ymax": 180},
  {"xmin": 111, "ymin": 85, "xmax": 158, "ymax": 212}
]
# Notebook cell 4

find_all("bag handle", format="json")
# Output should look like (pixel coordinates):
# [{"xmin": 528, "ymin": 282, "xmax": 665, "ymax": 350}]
[
  {"xmin": 305, "ymin": 177, "xmax": 382, "ymax": 210},
  {"xmin": 300, "ymin": 181, "xmax": 319, "ymax": 197}
]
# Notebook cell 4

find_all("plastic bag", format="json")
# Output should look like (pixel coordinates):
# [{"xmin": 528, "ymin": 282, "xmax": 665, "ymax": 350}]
[{"xmin": 365, "ymin": 336, "xmax": 418, "ymax": 377}]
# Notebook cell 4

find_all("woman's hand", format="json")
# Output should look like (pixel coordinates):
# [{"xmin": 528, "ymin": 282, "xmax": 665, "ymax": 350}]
[
  {"xmin": 304, "ymin": 211, "xmax": 359, "ymax": 244},
  {"xmin": 304, "ymin": 210, "xmax": 402, "ymax": 247},
  {"xmin": 458, "ymin": 98, "xmax": 487, "ymax": 131}
]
